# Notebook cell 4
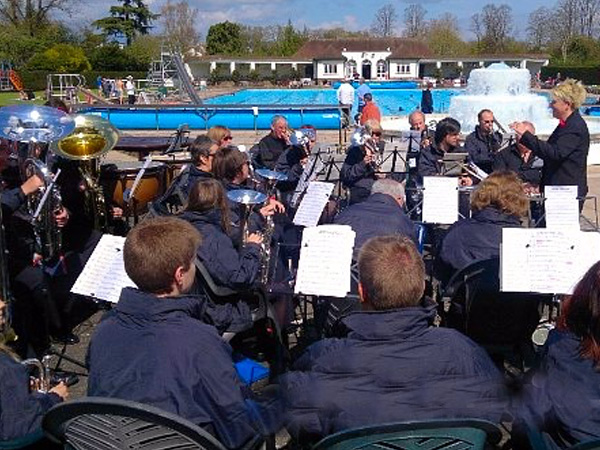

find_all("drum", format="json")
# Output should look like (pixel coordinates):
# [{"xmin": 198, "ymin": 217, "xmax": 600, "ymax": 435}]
[
  {"xmin": 152, "ymin": 152, "xmax": 192, "ymax": 185},
  {"xmin": 100, "ymin": 161, "xmax": 167, "ymax": 215}
]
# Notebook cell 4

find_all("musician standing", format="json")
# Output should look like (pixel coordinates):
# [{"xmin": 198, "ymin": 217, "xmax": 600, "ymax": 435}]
[
  {"xmin": 340, "ymin": 120, "xmax": 384, "ymax": 205},
  {"xmin": 511, "ymin": 79, "xmax": 590, "ymax": 208},
  {"xmin": 464, "ymin": 109, "xmax": 502, "ymax": 174}
]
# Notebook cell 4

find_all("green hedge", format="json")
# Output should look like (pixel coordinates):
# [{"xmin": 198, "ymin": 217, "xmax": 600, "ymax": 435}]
[
  {"xmin": 541, "ymin": 66, "xmax": 600, "ymax": 85},
  {"xmin": 15, "ymin": 70, "xmax": 148, "ymax": 92}
]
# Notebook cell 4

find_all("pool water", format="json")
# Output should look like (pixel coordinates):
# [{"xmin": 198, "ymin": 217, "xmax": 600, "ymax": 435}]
[{"xmin": 205, "ymin": 88, "xmax": 463, "ymax": 116}]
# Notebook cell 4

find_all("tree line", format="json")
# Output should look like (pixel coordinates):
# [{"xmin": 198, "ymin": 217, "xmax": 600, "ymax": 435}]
[{"xmin": 1, "ymin": 0, "xmax": 599, "ymax": 76}]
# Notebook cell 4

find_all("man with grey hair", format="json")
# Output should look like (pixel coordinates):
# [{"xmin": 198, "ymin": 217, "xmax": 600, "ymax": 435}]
[
  {"xmin": 251, "ymin": 115, "xmax": 290, "ymax": 169},
  {"xmin": 334, "ymin": 178, "xmax": 417, "ymax": 251}
]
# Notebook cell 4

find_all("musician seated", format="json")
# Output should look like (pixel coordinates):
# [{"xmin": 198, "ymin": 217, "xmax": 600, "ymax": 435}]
[
  {"xmin": 340, "ymin": 120, "xmax": 383, "ymax": 205},
  {"xmin": 180, "ymin": 179, "xmax": 262, "ymax": 291},
  {"xmin": 0, "ymin": 300, "xmax": 68, "ymax": 442},
  {"xmin": 152, "ymin": 135, "xmax": 217, "ymax": 215},
  {"xmin": 207, "ymin": 125, "xmax": 233, "ymax": 150},
  {"xmin": 251, "ymin": 115, "xmax": 290, "ymax": 170},
  {"xmin": 282, "ymin": 236, "xmax": 507, "ymax": 441},
  {"xmin": 334, "ymin": 179, "xmax": 417, "ymax": 251},
  {"xmin": 275, "ymin": 126, "xmax": 316, "ymax": 205},
  {"xmin": 435, "ymin": 171, "xmax": 528, "ymax": 286},
  {"xmin": 464, "ymin": 109, "xmax": 503, "ymax": 174},
  {"xmin": 213, "ymin": 146, "xmax": 284, "ymax": 247},
  {"xmin": 87, "ymin": 218, "xmax": 282, "ymax": 449},
  {"xmin": 515, "ymin": 261, "xmax": 600, "ymax": 447},
  {"xmin": 493, "ymin": 121, "xmax": 543, "ymax": 193}
]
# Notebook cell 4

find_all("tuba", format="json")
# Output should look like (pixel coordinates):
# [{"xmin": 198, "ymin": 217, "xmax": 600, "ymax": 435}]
[
  {"xmin": 49, "ymin": 115, "xmax": 119, "ymax": 231},
  {"xmin": 0, "ymin": 105, "xmax": 75, "ymax": 262}
]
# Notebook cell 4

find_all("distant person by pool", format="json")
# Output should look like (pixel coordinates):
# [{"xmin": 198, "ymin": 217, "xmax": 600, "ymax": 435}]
[{"xmin": 421, "ymin": 84, "xmax": 434, "ymax": 114}]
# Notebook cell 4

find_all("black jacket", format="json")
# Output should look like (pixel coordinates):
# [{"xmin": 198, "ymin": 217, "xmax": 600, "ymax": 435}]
[
  {"xmin": 252, "ymin": 134, "xmax": 289, "ymax": 170},
  {"xmin": 151, "ymin": 165, "xmax": 213, "ymax": 215},
  {"xmin": 179, "ymin": 209, "xmax": 261, "ymax": 290},
  {"xmin": 0, "ymin": 187, "xmax": 26, "ymax": 217},
  {"xmin": 417, "ymin": 142, "xmax": 463, "ymax": 178},
  {"xmin": 464, "ymin": 126, "xmax": 503, "ymax": 173},
  {"xmin": 519, "ymin": 110, "xmax": 589, "ymax": 198},
  {"xmin": 493, "ymin": 144, "xmax": 543, "ymax": 186},
  {"xmin": 340, "ymin": 145, "xmax": 376, "ymax": 205},
  {"xmin": 87, "ymin": 288, "xmax": 281, "ymax": 449},
  {"xmin": 334, "ymin": 193, "xmax": 417, "ymax": 251},
  {"xmin": 0, "ymin": 352, "xmax": 62, "ymax": 440},
  {"xmin": 436, "ymin": 206, "xmax": 521, "ymax": 284},
  {"xmin": 282, "ymin": 306, "xmax": 507, "ymax": 438}
]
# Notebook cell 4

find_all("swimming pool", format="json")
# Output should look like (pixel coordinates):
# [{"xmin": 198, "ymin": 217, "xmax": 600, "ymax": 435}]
[{"xmin": 205, "ymin": 88, "xmax": 462, "ymax": 117}]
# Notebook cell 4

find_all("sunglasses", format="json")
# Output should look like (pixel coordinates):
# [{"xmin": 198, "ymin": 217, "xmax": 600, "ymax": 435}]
[
  {"xmin": 371, "ymin": 132, "xmax": 382, "ymax": 137},
  {"xmin": 224, "ymin": 136, "xmax": 233, "ymax": 141}
]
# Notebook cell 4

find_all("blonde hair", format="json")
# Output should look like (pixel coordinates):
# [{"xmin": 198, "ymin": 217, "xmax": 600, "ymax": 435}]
[
  {"xmin": 553, "ymin": 79, "xmax": 587, "ymax": 109},
  {"xmin": 207, "ymin": 126, "xmax": 230, "ymax": 145},
  {"xmin": 363, "ymin": 119, "xmax": 382, "ymax": 135}
]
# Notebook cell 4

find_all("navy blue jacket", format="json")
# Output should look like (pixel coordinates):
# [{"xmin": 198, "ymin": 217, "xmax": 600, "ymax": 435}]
[
  {"xmin": 520, "ymin": 111, "xmax": 589, "ymax": 198},
  {"xmin": 282, "ymin": 306, "xmax": 508, "ymax": 438},
  {"xmin": 417, "ymin": 142, "xmax": 463, "ymax": 178},
  {"xmin": 151, "ymin": 166, "xmax": 213, "ymax": 215},
  {"xmin": 1, "ymin": 187, "xmax": 26, "ymax": 217},
  {"xmin": 87, "ymin": 288, "xmax": 279, "ymax": 449},
  {"xmin": 493, "ymin": 144, "xmax": 543, "ymax": 186},
  {"xmin": 518, "ymin": 330, "xmax": 600, "ymax": 446},
  {"xmin": 464, "ymin": 126, "xmax": 503, "ymax": 173},
  {"xmin": 0, "ymin": 352, "xmax": 62, "ymax": 440},
  {"xmin": 437, "ymin": 207, "xmax": 521, "ymax": 283},
  {"xmin": 179, "ymin": 209, "xmax": 261, "ymax": 290},
  {"xmin": 340, "ymin": 145, "xmax": 376, "ymax": 205},
  {"xmin": 334, "ymin": 193, "xmax": 417, "ymax": 251}
]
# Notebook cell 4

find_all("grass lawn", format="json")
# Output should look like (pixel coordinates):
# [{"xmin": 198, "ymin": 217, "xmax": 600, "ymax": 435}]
[{"xmin": 0, "ymin": 90, "xmax": 46, "ymax": 107}]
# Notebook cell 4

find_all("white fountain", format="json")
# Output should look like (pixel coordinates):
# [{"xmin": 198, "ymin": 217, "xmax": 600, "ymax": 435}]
[{"xmin": 448, "ymin": 62, "xmax": 557, "ymax": 134}]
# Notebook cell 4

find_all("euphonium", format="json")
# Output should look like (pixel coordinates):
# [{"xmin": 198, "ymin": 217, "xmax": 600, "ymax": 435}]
[
  {"xmin": 49, "ymin": 115, "xmax": 119, "ymax": 232},
  {"xmin": 21, "ymin": 355, "xmax": 52, "ymax": 393}
]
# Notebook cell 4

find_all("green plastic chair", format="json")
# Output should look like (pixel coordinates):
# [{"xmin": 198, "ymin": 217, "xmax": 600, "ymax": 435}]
[
  {"xmin": 571, "ymin": 439, "xmax": 600, "ymax": 450},
  {"xmin": 312, "ymin": 419, "xmax": 502, "ymax": 450},
  {"xmin": 0, "ymin": 430, "xmax": 44, "ymax": 449}
]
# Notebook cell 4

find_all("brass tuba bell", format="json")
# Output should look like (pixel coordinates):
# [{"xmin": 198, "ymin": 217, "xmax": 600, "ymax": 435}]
[{"xmin": 49, "ymin": 114, "xmax": 119, "ymax": 161}]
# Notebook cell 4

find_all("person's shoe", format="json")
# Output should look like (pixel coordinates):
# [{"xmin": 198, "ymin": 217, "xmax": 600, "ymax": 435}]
[{"xmin": 52, "ymin": 333, "xmax": 80, "ymax": 345}]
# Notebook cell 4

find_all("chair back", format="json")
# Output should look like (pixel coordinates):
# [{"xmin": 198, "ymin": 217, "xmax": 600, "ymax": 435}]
[
  {"xmin": 313, "ymin": 419, "xmax": 502, "ymax": 450},
  {"xmin": 442, "ymin": 257, "xmax": 542, "ymax": 347},
  {"xmin": 42, "ymin": 397, "xmax": 227, "ymax": 450}
]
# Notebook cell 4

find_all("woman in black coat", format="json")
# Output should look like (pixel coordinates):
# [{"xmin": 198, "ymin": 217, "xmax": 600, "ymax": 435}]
[
  {"xmin": 511, "ymin": 79, "xmax": 590, "ymax": 204},
  {"xmin": 179, "ymin": 178, "xmax": 262, "ymax": 291}
]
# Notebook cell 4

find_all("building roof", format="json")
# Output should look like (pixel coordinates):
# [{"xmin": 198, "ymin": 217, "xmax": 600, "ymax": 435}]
[{"xmin": 294, "ymin": 38, "xmax": 434, "ymax": 60}]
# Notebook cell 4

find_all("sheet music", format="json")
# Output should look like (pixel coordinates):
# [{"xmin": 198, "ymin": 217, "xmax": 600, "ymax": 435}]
[
  {"xmin": 71, "ymin": 234, "xmax": 136, "ymax": 303},
  {"xmin": 293, "ymin": 181, "xmax": 335, "ymax": 227},
  {"xmin": 290, "ymin": 153, "xmax": 325, "ymax": 208},
  {"xmin": 294, "ymin": 225, "xmax": 355, "ymax": 297},
  {"xmin": 544, "ymin": 185, "xmax": 580, "ymax": 230},
  {"xmin": 501, "ymin": 228, "xmax": 600, "ymax": 294},
  {"xmin": 422, "ymin": 176, "xmax": 459, "ymax": 224}
]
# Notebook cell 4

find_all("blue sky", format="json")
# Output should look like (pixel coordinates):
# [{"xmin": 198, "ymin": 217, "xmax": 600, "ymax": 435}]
[{"xmin": 67, "ymin": 0, "xmax": 558, "ymax": 41}]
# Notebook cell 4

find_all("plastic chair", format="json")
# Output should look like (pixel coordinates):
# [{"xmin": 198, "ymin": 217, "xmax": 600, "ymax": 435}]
[
  {"xmin": 0, "ymin": 430, "xmax": 44, "ymax": 449},
  {"xmin": 441, "ymin": 257, "xmax": 545, "ymax": 370},
  {"xmin": 571, "ymin": 439, "xmax": 600, "ymax": 450},
  {"xmin": 42, "ymin": 397, "xmax": 227, "ymax": 450},
  {"xmin": 312, "ymin": 419, "xmax": 502, "ymax": 450}
]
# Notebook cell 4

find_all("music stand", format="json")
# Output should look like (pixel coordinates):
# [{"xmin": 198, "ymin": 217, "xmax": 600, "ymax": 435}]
[{"xmin": 441, "ymin": 152, "xmax": 468, "ymax": 176}]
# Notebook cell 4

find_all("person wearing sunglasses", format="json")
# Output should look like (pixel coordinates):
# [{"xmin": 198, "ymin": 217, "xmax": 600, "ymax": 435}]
[
  {"xmin": 464, "ymin": 109, "xmax": 503, "ymax": 174},
  {"xmin": 208, "ymin": 125, "xmax": 233, "ymax": 150}
]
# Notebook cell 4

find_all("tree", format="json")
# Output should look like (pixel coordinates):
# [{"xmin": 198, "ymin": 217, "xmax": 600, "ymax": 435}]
[
  {"xmin": 527, "ymin": 7, "xmax": 553, "ymax": 51},
  {"xmin": 426, "ymin": 13, "xmax": 467, "ymax": 57},
  {"xmin": 0, "ymin": 0, "xmax": 74, "ymax": 36},
  {"xmin": 576, "ymin": 0, "xmax": 600, "ymax": 37},
  {"xmin": 403, "ymin": 4, "xmax": 427, "ymax": 38},
  {"xmin": 206, "ymin": 21, "xmax": 243, "ymax": 55},
  {"xmin": 160, "ymin": 0, "xmax": 200, "ymax": 53},
  {"xmin": 553, "ymin": 0, "xmax": 579, "ymax": 62},
  {"xmin": 477, "ymin": 4, "xmax": 513, "ymax": 53},
  {"xmin": 94, "ymin": 0, "xmax": 158, "ymax": 46},
  {"xmin": 372, "ymin": 4, "xmax": 398, "ymax": 37},
  {"xmin": 275, "ymin": 20, "xmax": 306, "ymax": 56},
  {"xmin": 470, "ymin": 13, "xmax": 483, "ymax": 47},
  {"xmin": 26, "ymin": 43, "xmax": 91, "ymax": 72}
]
